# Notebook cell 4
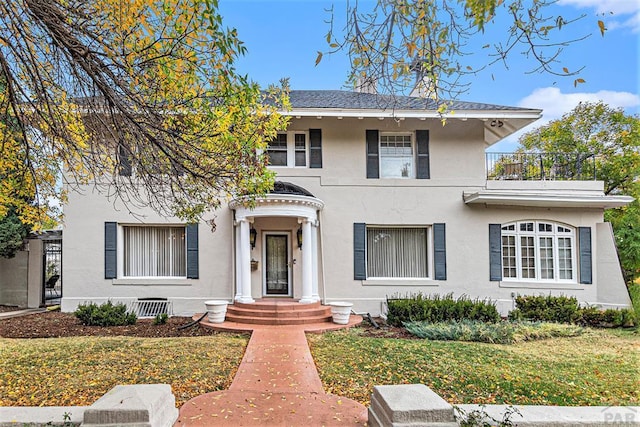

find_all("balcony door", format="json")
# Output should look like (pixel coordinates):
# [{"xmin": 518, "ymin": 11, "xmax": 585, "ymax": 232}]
[{"xmin": 263, "ymin": 233, "xmax": 291, "ymax": 296}]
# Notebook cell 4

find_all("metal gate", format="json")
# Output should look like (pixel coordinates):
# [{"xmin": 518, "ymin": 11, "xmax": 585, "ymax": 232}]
[{"xmin": 43, "ymin": 239, "xmax": 62, "ymax": 304}]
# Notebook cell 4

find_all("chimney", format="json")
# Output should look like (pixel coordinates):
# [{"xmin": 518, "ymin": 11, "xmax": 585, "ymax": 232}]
[
  {"xmin": 355, "ymin": 76, "xmax": 377, "ymax": 94},
  {"xmin": 409, "ymin": 58, "xmax": 437, "ymax": 99}
]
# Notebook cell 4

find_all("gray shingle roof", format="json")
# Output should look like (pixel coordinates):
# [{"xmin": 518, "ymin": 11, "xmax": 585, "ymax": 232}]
[{"xmin": 287, "ymin": 90, "xmax": 532, "ymax": 111}]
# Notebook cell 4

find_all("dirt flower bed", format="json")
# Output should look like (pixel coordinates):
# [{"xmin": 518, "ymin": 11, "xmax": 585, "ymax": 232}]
[{"xmin": 0, "ymin": 310, "xmax": 226, "ymax": 338}]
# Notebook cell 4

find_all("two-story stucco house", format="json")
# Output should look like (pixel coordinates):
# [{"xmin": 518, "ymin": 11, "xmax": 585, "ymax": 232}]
[{"xmin": 60, "ymin": 90, "xmax": 634, "ymax": 317}]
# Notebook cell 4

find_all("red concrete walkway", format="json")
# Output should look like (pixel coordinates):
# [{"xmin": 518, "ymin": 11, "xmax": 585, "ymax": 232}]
[{"xmin": 174, "ymin": 318, "xmax": 368, "ymax": 426}]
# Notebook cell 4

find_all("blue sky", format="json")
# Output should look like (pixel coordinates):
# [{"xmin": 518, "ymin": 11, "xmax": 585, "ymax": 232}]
[{"xmin": 219, "ymin": 0, "xmax": 639, "ymax": 151}]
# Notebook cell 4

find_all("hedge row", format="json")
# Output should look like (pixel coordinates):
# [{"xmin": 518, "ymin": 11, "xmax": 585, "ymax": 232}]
[
  {"xmin": 386, "ymin": 293, "xmax": 500, "ymax": 326},
  {"xmin": 508, "ymin": 294, "xmax": 636, "ymax": 328}
]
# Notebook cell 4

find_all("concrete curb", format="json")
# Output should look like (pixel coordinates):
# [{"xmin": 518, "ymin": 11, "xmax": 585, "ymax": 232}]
[
  {"xmin": 0, "ymin": 385, "xmax": 178, "ymax": 427},
  {"xmin": 0, "ymin": 308, "xmax": 46, "ymax": 320},
  {"xmin": 368, "ymin": 384, "xmax": 640, "ymax": 427}
]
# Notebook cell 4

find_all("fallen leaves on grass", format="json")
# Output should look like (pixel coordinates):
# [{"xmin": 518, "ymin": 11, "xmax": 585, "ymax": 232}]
[
  {"xmin": 308, "ymin": 327, "xmax": 640, "ymax": 407},
  {"xmin": 0, "ymin": 335, "xmax": 248, "ymax": 407}
]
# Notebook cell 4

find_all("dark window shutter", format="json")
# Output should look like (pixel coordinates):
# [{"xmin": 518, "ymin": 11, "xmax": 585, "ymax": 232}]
[
  {"xmin": 309, "ymin": 129, "xmax": 322, "ymax": 168},
  {"xmin": 354, "ymin": 223, "xmax": 366, "ymax": 280},
  {"xmin": 578, "ymin": 227, "xmax": 592, "ymax": 284},
  {"xmin": 489, "ymin": 224, "xmax": 503, "ymax": 281},
  {"xmin": 105, "ymin": 222, "xmax": 117, "ymax": 279},
  {"xmin": 366, "ymin": 130, "xmax": 379, "ymax": 179},
  {"xmin": 416, "ymin": 130, "xmax": 430, "ymax": 179},
  {"xmin": 433, "ymin": 223, "xmax": 446, "ymax": 280},
  {"xmin": 118, "ymin": 144, "xmax": 132, "ymax": 177},
  {"xmin": 186, "ymin": 223, "xmax": 199, "ymax": 279}
]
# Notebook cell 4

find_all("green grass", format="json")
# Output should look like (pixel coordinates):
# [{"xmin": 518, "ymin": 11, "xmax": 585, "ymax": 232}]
[
  {"xmin": 308, "ymin": 327, "xmax": 640, "ymax": 407},
  {"xmin": 0, "ymin": 335, "xmax": 248, "ymax": 407}
]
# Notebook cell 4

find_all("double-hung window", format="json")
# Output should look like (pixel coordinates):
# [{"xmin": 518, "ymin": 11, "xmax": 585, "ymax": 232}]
[
  {"xmin": 366, "ymin": 226, "xmax": 430, "ymax": 278},
  {"xmin": 123, "ymin": 226, "xmax": 186, "ymax": 277},
  {"xmin": 379, "ymin": 133, "xmax": 414, "ymax": 178},
  {"xmin": 267, "ymin": 132, "xmax": 308, "ymax": 167},
  {"xmin": 366, "ymin": 129, "xmax": 429, "ymax": 179},
  {"xmin": 501, "ymin": 221, "xmax": 575, "ymax": 282}
]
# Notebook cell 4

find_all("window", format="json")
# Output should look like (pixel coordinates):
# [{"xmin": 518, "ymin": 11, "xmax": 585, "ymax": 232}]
[
  {"xmin": 501, "ymin": 221, "xmax": 575, "ymax": 282},
  {"xmin": 266, "ymin": 132, "xmax": 307, "ymax": 167},
  {"xmin": 366, "ymin": 226, "xmax": 429, "ymax": 278},
  {"xmin": 123, "ymin": 226, "xmax": 186, "ymax": 277},
  {"xmin": 266, "ymin": 134, "xmax": 288, "ymax": 166},
  {"xmin": 294, "ymin": 134, "xmax": 306, "ymax": 166},
  {"xmin": 380, "ymin": 134, "xmax": 413, "ymax": 178}
]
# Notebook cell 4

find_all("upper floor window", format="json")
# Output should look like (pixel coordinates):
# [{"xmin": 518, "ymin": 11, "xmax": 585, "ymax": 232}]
[
  {"xmin": 267, "ymin": 132, "xmax": 307, "ymax": 167},
  {"xmin": 366, "ymin": 129, "xmax": 429, "ymax": 179},
  {"xmin": 501, "ymin": 221, "xmax": 575, "ymax": 282},
  {"xmin": 380, "ymin": 134, "xmax": 414, "ymax": 178}
]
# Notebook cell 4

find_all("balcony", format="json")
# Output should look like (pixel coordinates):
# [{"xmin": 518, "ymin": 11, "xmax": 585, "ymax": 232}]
[{"xmin": 486, "ymin": 152, "xmax": 596, "ymax": 181}]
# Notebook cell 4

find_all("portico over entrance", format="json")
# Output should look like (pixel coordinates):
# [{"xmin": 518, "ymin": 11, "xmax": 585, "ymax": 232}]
[{"xmin": 229, "ymin": 182, "xmax": 324, "ymax": 304}]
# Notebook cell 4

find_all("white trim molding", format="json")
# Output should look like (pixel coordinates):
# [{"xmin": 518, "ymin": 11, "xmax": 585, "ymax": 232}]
[
  {"xmin": 463, "ymin": 190, "xmax": 633, "ymax": 209},
  {"xmin": 230, "ymin": 194, "xmax": 325, "ymax": 221}
]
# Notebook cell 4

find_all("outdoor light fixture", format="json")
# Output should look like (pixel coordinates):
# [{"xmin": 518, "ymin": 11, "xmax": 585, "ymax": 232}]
[
  {"xmin": 249, "ymin": 227, "xmax": 257, "ymax": 249},
  {"xmin": 297, "ymin": 226, "xmax": 303, "ymax": 249}
]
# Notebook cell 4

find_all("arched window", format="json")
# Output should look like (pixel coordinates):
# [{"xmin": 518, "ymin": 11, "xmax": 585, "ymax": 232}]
[{"xmin": 501, "ymin": 221, "xmax": 576, "ymax": 282}]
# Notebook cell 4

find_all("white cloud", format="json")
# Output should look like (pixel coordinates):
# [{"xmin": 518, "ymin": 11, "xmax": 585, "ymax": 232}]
[
  {"xmin": 558, "ymin": 0, "xmax": 640, "ymax": 16},
  {"xmin": 488, "ymin": 87, "xmax": 640, "ymax": 152},
  {"xmin": 518, "ymin": 87, "xmax": 640, "ymax": 122},
  {"xmin": 558, "ymin": 0, "xmax": 640, "ymax": 32}
]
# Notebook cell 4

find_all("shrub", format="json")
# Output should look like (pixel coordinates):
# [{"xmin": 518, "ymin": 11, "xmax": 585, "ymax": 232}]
[
  {"xmin": 510, "ymin": 294, "xmax": 581, "ymax": 323},
  {"xmin": 153, "ymin": 313, "xmax": 169, "ymax": 325},
  {"xmin": 74, "ymin": 301, "xmax": 137, "ymax": 326},
  {"xmin": 629, "ymin": 282, "xmax": 640, "ymax": 320},
  {"xmin": 404, "ymin": 320, "xmax": 584, "ymax": 344},
  {"xmin": 510, "ymin": 294, "xmax": 637, "ymax": 328},
  {"xmin": 579, "ymin": 306, "xmax": 637, "ymax": 328},
  {"xmin": 386, "ymin": 293, "xmax": 500, "ymax": 327}
]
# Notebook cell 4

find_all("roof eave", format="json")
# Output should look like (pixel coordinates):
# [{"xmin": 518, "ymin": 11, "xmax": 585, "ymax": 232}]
[{"xmin": 281, "ymin": 108, "xmax": 542, "ymax": 120}]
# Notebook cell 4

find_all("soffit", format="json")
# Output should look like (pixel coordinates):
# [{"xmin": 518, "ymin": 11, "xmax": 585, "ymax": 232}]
[{"xmin": 463, "ymin": 190, "xmax": 634, "ymax": 209}]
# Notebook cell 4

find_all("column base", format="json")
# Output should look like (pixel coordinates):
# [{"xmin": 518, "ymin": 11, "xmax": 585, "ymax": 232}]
[
  {"xmin": 235, "ymin": 296, "xmax": 255, "ymax": 304},
  {"xmin": 298, "ymin": 297, "xmax": 318, "ymax": 304}
]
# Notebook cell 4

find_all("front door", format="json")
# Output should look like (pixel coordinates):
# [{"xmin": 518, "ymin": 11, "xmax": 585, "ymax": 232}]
[{"xmin": 264, "ymin": 233, "xmax": 291, "ymax": 296}]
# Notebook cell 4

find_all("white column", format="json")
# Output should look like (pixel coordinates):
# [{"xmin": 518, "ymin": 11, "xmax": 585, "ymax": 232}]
[
  {"xmin": 299, "ymin": 219, "xmax": 314, "ymax": 304},
  {"xmin": 237, "ymin": 219, "xmax": 254, "ymax": 303},
  {"xmin": 234, "ymin": 223, "xmax": 242, "ymax": 302},
  {"xmin": 311, "ymin": 221, "xmax": 320, "ymax": 302}
]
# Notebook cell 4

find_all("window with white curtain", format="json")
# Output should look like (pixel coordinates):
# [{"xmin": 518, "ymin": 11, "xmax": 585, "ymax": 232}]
[
  {"xmin": 123, "ymin": 226, "xmax": 186, "ymax": 277},
  {"xmin": 501, "ymin": 221, "xmax": 575, "ymax": 282},
  {"xmin": 366, "ymin": 227, "xmax": 428, "ymax": 278}
]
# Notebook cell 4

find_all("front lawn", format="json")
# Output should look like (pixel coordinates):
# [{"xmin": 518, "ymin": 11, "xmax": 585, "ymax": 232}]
[
  {"xmin": 308, "ymin": 327, "xmax": 640, "ymax": 407},
  {"xmin": 0, "ymin": 335, "xmax": 248, "ymax": 407}
]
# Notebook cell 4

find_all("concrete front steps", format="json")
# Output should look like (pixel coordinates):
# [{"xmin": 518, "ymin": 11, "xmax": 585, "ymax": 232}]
[
  {"xmin": 197, "ymin": 298, "xmax": 363, "ymax": 332},
  {"xmin": 225, "ymin": 299, "xmax": 332, "ymax": 325}
]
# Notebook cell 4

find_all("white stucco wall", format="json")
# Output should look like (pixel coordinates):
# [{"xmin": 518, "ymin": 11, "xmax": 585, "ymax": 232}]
[{"xmin": 61, "ymin": 116, "xmax": 632, "ymax": 315}]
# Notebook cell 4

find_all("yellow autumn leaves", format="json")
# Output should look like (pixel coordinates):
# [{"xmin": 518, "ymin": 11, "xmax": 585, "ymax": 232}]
[{"xmin": 0, "ymin": 0, "xmax": 288, "ymax": 228}]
